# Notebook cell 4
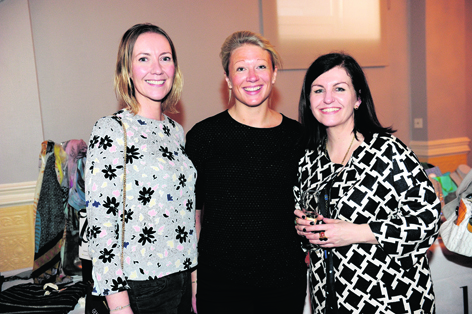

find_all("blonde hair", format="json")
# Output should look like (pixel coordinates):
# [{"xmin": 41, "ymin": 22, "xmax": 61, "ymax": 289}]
[
  {"xmin": 220, "ymin": 30, "xmax": 281, "ymax": 75},
  {"xmin": 114, "ymin": 23, "xmax": 183, "ymax": 114}
]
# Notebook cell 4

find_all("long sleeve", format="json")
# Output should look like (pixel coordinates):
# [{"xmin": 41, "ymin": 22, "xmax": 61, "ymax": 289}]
[
  {"xmin": 86, "ymin": 115, "xmax": 128, "ymax": 295},
  {"xmin": 367, "ymin": 139, "xmax": 441, "ymax": 269}
]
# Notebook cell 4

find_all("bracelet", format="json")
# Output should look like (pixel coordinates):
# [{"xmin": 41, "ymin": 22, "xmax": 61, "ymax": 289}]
[
  {"xmin": 110, "ymin": 304, "xmax": 130, "ymax": 312},
  {"xmin": 192, "ymin": 280, "xmax": 197, "ymax": 283}
]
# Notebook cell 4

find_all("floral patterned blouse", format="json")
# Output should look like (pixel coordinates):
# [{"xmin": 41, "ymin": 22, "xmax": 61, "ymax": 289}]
[
  {"xmin": 85, "ymin": 109, "xmax": 198, "ymax": 296},
  {"xmin": 295, "ymin": 133, "xmax": 441, "ymax": 314}
]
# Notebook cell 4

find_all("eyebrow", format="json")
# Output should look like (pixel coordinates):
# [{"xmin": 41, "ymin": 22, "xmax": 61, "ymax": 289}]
[
  {"xmin": 233, "ymin": 58, "xmax": 269, "ymax": 65},
  {"xmin": 134, "ymin": 51, "xmax": 172, "ymax": 57},
  {"xmin": 312, "ymin": 81, "xmax": 349, "ymax": 87}
]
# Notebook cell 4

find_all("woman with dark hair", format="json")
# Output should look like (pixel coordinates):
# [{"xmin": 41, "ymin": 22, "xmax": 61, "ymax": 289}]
[
  {"xmin": 86, "ymin": 23, "xmax": 197, "ymax": 314},
  {"xmin": 185, "ymin": 30, "xmax": 307, "ymax": 313},
  {"xmin": 294, "ymin": 53, "xmax": 440, "ymax": 313}
]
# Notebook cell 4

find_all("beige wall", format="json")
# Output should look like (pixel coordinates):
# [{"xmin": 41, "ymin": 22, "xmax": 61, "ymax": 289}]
[
  {"xmin": 0, "ymin": 0, "xmax": 471, "ymax": 186},
  {"xmin": 0, "ymin": 204, "xmax": 35, "ymax": 272},
  {"xmin": 426, "ymin": 1, "xmax": 467, "ymax": 141},
  {"xmin": 466, "ymin": 0, "xmax": 472, "ymax": 167}
]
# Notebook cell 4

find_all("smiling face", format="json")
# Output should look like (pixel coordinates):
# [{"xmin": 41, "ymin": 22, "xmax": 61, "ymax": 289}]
[
  {"xmin": 225, "ymin": 44, "xmax": 277, "ymax": 108},
  {"xmin": 310, "ymin": 66, "xmax": 361, "ymax": 132},
  {"xmin": 131, "ymin": 32, "xmax": 175, "ymax": 109}
]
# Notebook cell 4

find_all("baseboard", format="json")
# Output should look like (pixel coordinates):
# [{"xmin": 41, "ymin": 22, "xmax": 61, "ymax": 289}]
[
  {"xmin": 410, "ymin": 137, "xmax": 471, "ymax": 173},
  {"xmin": 409, "ymin": 137, "xmax": 471, "ymax": 158},
  {"xmin": 0, "ymin": 181, "xmax": 36, "ymax": 208}
]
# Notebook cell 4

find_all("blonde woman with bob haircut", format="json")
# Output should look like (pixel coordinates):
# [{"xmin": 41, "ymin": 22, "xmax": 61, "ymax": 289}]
[
  {"xmin": 85, "ymin": 23, "xmax": 198, "ymax": 314},
  {"xmin": 186, "ymin": 30, "xmax": 307, "ymax": 314}
]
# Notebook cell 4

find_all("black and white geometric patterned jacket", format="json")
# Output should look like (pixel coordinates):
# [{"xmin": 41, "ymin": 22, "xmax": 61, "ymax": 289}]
[{"xmin": 295, "ymin": 133, "xmax": 441, "ymax": 314}]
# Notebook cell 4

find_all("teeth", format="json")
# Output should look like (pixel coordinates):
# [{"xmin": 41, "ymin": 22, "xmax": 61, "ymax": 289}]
[
  {"xmin": 146, "ymin": 80, "xmax": 165, "ymax": 85},
  {"xmin": 322, "ymin": 108, "xmax": 339, "ymax": 113},
  {"xmin": 244, "ymin": 86, "xmax": 261, "ymax": 92}
]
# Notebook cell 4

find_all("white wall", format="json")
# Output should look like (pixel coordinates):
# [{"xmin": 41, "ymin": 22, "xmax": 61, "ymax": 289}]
[
  {"xmin": 0, "ymin": 0, "xmax": 44, "ymax": 184},
  {"xmin": 28, "ymin": 0, "xmax": 262, "ymax": 149}
]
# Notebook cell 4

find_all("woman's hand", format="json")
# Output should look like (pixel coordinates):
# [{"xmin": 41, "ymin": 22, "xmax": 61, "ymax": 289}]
[
  {"xmin": 294, "ymin": 209, "xmax": 318, "ymax": 237},
  {"xmin": 294, "ymin": 210, "xmax": 378, "ymax": 247}
]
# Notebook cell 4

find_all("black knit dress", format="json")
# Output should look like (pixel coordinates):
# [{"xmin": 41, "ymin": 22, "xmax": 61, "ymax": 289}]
[{"xmin": 186, "ymin": 110, "xmax": 307, "ymax": 291}]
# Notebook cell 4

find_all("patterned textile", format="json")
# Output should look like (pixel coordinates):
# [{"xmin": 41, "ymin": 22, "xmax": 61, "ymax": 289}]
[
  {"xmin": 185, "ymin": 110, "xmax": 307, "ymax": 289},
  {"xmin": 85, "ymin": 109, "xmax": 198, "ymax": 296},
  {"xmin": 32, "ymin": 141, "xmax": 68, "ymax": 284},
  {"xmin": 63, "ymin": 139, "xmax": 87, "ymax": 212},
  {"xmin": 61, "ymin": 140, "xmax": 87, "ymax": 275},
  {"xmin": 77, "ymin": 158, "xmax": 90, "ymax": 260},
  {"xmin": 0, "ymin": 281, "xmax": 87, "ymax": 313},
  {"xmin": 32, "ymin": 142, "xmax": 49, "ymax": 227},
  {"xmin": 295, "ymin": 133, "xmax": 441, "ymax": 314}
]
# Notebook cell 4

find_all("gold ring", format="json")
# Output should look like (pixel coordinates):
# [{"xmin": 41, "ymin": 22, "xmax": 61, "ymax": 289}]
[
  {"xmin": 295, "ymin": 217, "xmax": 298, "ymax": 225},
  {"xmin": 320, "ymin": 231, "xmax": 328, "ymax": 241}
]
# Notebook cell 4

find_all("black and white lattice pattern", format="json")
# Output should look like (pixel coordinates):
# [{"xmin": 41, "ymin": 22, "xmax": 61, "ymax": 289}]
[{"xmin": 295, "ymin": 134, "xmax": 441, "ymax": 314}]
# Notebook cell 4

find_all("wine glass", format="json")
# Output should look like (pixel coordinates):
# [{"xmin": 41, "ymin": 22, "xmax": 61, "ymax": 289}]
[
  {"xmin": 300, "ymin": 189, "xmax": 327, "ymax": 241},
  {"xmin": 300, "ymin": 189, "xmax": 320, "ymax": 223}
]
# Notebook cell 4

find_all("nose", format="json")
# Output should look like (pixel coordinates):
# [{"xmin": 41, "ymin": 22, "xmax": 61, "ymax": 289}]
[
  {"xmin": 151, "ymin": 61, "xmax": 163, "ymax": 75},
  {"xmin": 246, "ymin": 68, "xmax": 258, "ymax": 82},
  {"xmin": 324, "ymin": 90, "xmax": 334, "ymax": 104}
]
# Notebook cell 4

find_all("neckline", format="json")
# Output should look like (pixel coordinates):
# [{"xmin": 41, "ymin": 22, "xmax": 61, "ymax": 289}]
[
  {"xmin": 225, "ymin": 110, "xmax": 284, "ymax": 130},
  {"xmin": 123, "ymin": 109, "xmax": 168, "ymax": 124},
  {"xmin": 323, "ymin": 134, "xmax": 367, "ymax": 166}
]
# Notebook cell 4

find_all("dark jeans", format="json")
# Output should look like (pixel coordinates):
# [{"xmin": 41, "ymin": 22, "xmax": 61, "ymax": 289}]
[
  {"xmin": 127, "ymin": 270, "xmax": 192, "ymax": 314},
  {"xmin": 196, "ymin": 280, "xmax": 307, "ymax": 314}
]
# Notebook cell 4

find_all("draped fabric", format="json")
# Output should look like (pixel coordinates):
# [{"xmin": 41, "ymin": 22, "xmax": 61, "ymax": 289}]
[
  {"xmin": 62, "ymin": 140, "xmax": 87, "ymax": 275},
  {"xmin": 32, "ymin": 141, "xmax": 68, "ymax": 284},
  {"xmin": 63, "ymin": 140, "xmax": 87, "ymax": 212},
  {"xmin": 31, "ymin": 140, "xmax": 87, "ymax": 283}
]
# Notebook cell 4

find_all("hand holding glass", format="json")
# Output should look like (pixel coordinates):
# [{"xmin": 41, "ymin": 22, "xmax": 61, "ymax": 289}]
[
  {"xmin": 301, "ymin": 189, "xmax": 319, "ymax": 223},
  {"xmin": 301, "ymin": 189, "xmax": 327, "ymax": 241}
]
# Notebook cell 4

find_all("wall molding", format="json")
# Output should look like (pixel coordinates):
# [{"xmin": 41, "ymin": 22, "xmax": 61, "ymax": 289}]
[
  {"xmin": 0, "ymin": 181, "xmax": 36, "ymax": 208},
  {"xmin": 409, "ymin": 137, "xmax": 471, "ymax": 159}
]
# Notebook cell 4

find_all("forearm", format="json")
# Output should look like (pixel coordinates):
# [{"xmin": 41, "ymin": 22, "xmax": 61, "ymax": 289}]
[
  {"xmin": 195, "ymin": 209, "xmax": 202, "ymax": 240},
  {"xmin": 355, "ymin": 223, "xmax": 378, "ymax": 245}
]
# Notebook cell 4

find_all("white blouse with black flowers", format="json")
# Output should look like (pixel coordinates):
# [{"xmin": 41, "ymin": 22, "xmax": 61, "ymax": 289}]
[{"xmin": 86, "ymin": 109, "xmax": 198, "ymax": 296}]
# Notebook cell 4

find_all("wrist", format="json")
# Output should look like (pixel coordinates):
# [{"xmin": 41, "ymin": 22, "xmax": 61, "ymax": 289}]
[{"xmin": 110, "ymin": 304, "xmax": 130, "ymax": 312}]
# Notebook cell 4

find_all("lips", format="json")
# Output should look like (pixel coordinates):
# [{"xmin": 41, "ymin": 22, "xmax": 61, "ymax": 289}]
[
  {"xmin": 243, "ymin": 86, "xmax": 262, "ymax": 92},
  {"xmin": 146, "ymin": 79, "xmax": 165, "ymax": 86},
  {"xmin": 321, "ymin": 107, "xmax": 340, "ymax": 113}
]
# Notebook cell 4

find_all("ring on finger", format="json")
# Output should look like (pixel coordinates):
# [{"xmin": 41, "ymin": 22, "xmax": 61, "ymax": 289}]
[
  {"xmin": 320, "ymin": 231, "xmax": 328, "ymax": 241},
  {"xmin": 294, "ymin": 217, "xmax": 298, "ymax": 225}
]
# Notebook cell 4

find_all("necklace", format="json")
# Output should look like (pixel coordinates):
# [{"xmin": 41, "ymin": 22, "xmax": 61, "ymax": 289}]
[
  {"xmin": 325, "ymin": 133, "xmax": 356, "ymax": 165},
  {"xmin": 341, "ymin": 134, "xmax": 356, "ymax": 165},
  {"xmin": 322, "ymin": 133, "xmax": 356, "ymax": 224}
]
